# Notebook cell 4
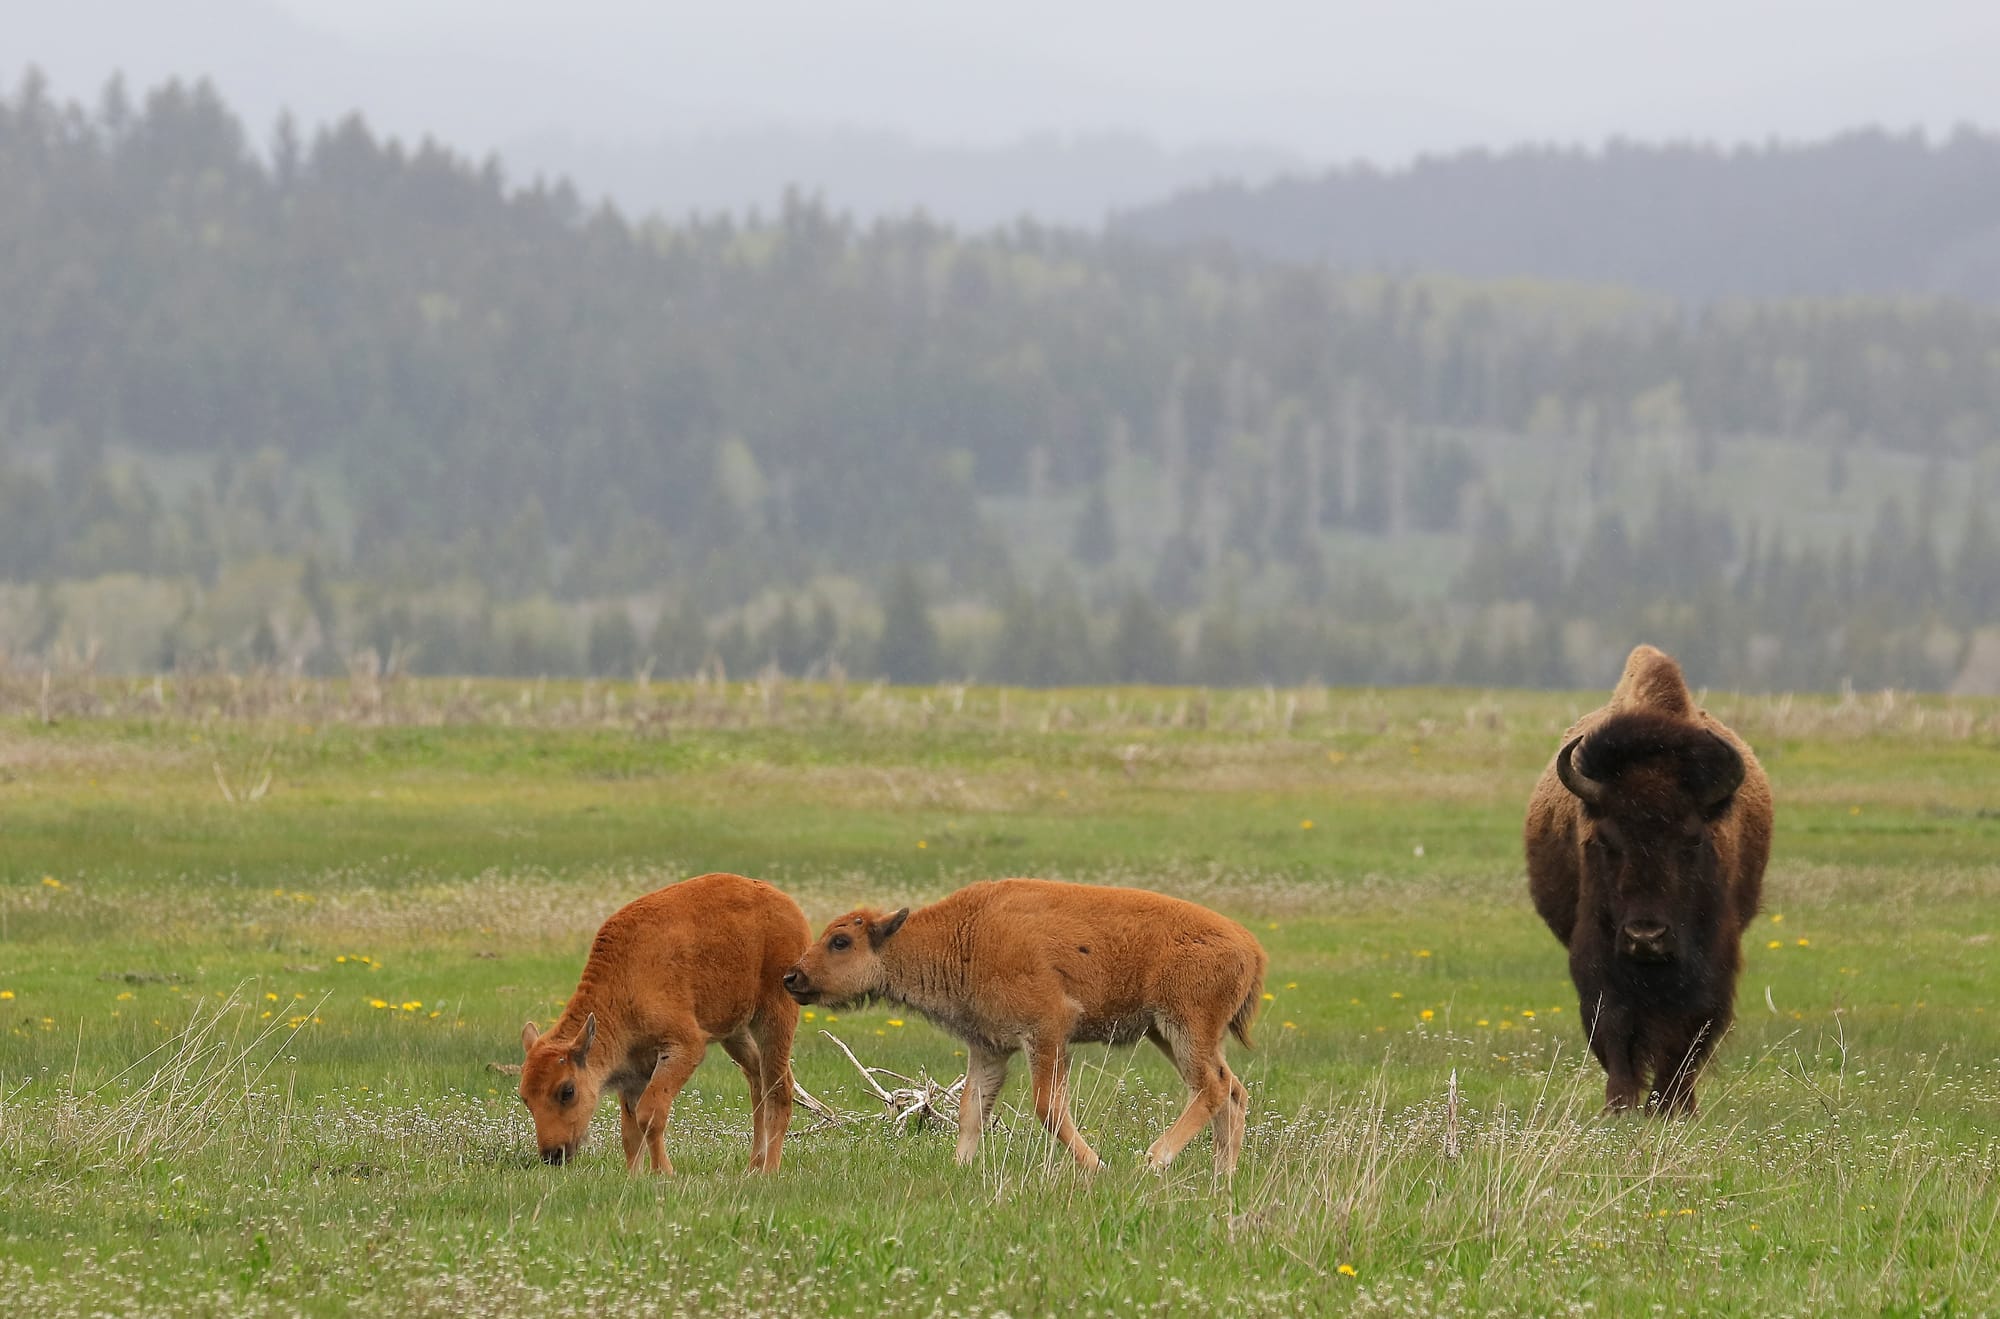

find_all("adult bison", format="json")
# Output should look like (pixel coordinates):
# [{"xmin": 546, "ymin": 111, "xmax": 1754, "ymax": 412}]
[{"xmin": 1525, "ymin": 645, "xmax": 1773, "ymax": 1115}]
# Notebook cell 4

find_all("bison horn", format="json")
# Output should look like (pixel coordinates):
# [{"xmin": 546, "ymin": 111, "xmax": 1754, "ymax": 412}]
[
  {"xmin": 1555, "ymin": 735, "xmax": 1609, "ymax": 810},
  {"xmin": 1700, "ymin": 732, "xmax": 1747, "ymax": 809}
]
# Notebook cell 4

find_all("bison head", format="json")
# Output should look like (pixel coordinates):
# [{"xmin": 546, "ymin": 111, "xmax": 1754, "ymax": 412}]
[
  {"xmin": 1556, "ymin": 714, "xmax": 1746, "ymax": 965},
  {"xmin": 783, "ymin": 907, "xmax": 910, "ymax": 1007},
  {"xmin": 518, "ymin": 1013, "xmax": 601, "ymax": 1165}
]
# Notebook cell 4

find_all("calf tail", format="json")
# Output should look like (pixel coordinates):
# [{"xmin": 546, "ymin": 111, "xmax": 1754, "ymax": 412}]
[{"xmin": 1229, "ymin": 967, "xmax": 1264, "ymax": 1050}]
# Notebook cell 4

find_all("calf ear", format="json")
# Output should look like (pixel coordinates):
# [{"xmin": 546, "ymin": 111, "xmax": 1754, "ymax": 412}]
[
  {"xmin": 870, "ymin": 908, "xmax": 911, "ymax": 948},
  {"xmin": 521, "ymin": 1021, "xmax": 540, "ymax": 1053},
  {"xmin": 571, "ymin": 1012, "xmax": 597, "ymax": 1067}
]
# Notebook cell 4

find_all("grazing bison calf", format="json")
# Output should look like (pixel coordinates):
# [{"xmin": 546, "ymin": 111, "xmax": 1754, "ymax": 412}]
[
  {"xmin": 784, "ymin": 878, "xmax": 1266, "ymax": 1174},
  {"xmin": 519, "ymin": 872, "xmax": 810, "ymax": 1172},
  {"xmin": 1526, "ymin": 645, "xmax": 1773, "ymax": 1115}
]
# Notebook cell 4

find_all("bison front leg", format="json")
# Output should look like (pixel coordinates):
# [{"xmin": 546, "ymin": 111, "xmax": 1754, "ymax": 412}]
[
  {"xmin": 954, "ymin": 1045, "xmax": 1011, "ymax": 1164},
  {"xmin": 720, "ymin": 1030, "xmax": 770, "ymax": 1173},
  {"xmin": 1649, "ymin": 1017, "xmax": 1721, "ymax": 1118},
  {"xmin": 1580, "ymin": 994, "xmax": 1645, "ymax": 1114},
  {"xmin": 1028, "ymin": 1038, "xmax": 1101, "ymax": 1171},
  {"xmin": 634, "ymin": 1039, "xmax": 705, "ymax": 1174},
  {"xmin": 618, "ymin": 1093, "xmax": 646, "ymax": 1170}
]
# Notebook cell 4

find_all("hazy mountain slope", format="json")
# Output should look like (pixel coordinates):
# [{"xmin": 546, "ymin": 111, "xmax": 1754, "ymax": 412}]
[{"xmin": 1114, "ymin": 132, "xmax": 2000, "ymax": 301}]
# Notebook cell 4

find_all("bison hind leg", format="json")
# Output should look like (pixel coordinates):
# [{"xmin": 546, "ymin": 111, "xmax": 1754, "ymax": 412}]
[{"xmin": 1145, "ymin": 1020, "xmax": 1235, "ymax": 1174}]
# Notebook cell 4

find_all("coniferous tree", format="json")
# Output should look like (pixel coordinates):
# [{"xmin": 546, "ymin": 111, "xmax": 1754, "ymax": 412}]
[
  {"xmin": 650, "ymin": 596, "xmax": 711, "ymax": 676},
  {"xmin": 587, "ymin": 606, "xmax": 642, "ymax": 676},
  {"xmin": 1071, "ymin": 485, "xmax": 1118, "ymax": 568},
  {"xmin": 875, "ymin": 567, "xmax": 941, "ymax": 684},
  {"xmin": 1107, "ymin": 590, "xmax": 1179, "ymax": 684}
]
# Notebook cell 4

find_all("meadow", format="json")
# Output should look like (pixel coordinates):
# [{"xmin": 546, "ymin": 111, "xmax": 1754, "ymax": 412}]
[{"xmin": 0, "ymin": 671, "xmax": 1995, "ymax": 1316}]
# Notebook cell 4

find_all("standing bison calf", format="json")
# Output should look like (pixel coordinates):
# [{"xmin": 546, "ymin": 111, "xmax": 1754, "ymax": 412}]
[
  {"xmin": 784, "ymin": 878, "xmax": 1267, "ymax": 1174},
  {"xmin": 1526, "ymin": 645, "xmax": 1773, "ymax": 1115},
  {"xmin": 519, "ymin": 872, "xmax": 810, "ymax": 1172}
]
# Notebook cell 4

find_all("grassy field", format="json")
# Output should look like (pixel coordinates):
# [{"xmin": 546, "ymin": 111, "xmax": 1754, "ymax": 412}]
[{"xmin": 1, "ymin": 674, "xmax": 1995, "ymax": 1316}]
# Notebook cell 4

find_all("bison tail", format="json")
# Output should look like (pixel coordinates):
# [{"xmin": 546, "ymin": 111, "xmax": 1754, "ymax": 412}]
[{"xmin": 1229, "ymin": 972, "xmax": 1263, "ymax": 1050}]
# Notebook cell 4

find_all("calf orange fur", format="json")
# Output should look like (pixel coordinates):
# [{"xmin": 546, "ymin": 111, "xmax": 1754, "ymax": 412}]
[{"xmin": 519, "ymin": 872, "xmax": 810, "ymax": 1173}]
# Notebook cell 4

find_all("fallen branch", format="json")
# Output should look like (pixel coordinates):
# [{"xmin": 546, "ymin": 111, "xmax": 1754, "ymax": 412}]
[{"xmin": 818, "ymin": 1028, "xmax": 963, "ymax": 1131}]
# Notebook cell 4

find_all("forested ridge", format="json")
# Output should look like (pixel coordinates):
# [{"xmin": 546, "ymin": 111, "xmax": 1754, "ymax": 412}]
[
  {"xmin": 5, "ymin": 73, "xmax": 2000, "ymax": 691},
  {"xmin": 1115, "ymin": 130, "xmax": 2000, "ymax": 302}
]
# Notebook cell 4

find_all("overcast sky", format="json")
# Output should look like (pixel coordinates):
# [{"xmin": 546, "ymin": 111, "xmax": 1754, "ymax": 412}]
[
  {"xmin": 275, "ymin": 0, "xmax": 2000, "ymax": 154},
  {"xmin": 12, "ymin": 1, "xmax": 2000, "ymax": 224}
]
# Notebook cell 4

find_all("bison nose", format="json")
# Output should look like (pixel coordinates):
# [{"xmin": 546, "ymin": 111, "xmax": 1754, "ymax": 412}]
[
  {"xmin": 541, "ymin": 1146, "xmax": 569, "ymax": 1166},
  {"xmin": 1620, "ymin": 921, "xmax": 1672, "ymax": 959},
  {"xmin": 782, "ymin": 968, "xmax": 805, "ymax": 992}
]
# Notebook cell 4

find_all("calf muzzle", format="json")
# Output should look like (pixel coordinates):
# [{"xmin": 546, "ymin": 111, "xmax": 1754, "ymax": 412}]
[{"xmin": 781, "ymin": 967, "xmax": 815, "ymax": 1003}]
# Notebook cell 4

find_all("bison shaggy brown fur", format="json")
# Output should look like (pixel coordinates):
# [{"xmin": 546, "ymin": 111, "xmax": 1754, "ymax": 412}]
[
  {"xmin": 1526, "ymin": 644, "xmax": 1774, "ymax": 1115},
  {"xmin": 783, "ymin": 878, "xmax": 1267, "ymax": 1174},
  {"xmin": 519, "ymin": 872, "xmax": 810, "ymax": 1172}
]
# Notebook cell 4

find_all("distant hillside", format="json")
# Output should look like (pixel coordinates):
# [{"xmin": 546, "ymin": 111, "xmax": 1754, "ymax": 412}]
[
  {"xmin": 5, "ymin": 78, "xmax": 2000, "ymax": 692},
  {"xmin": 1114, "ymin": 131, "xmax": 2000, "ymax": 302}
]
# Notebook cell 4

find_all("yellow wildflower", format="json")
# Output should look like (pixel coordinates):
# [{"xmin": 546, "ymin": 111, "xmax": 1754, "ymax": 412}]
[
  {"xmin": 1767, "ymin": 940, "xmax": 1782, "ymax": 949},
  {"xmin": 1419, "ymin": 1009, "xmax": 1434, "ymax": 1021},
  {"xmin": 41, "ymin": 876, "xmax": 63, "ymax": 889},
  {"xmin": 887, "ymin": 1018, "xmax": 905, "ymax": 1027},
  {"xmin": 1300, "ymin": 820, "xmax": 1314, "ymax": 830},
  {"xmin": 1337, "ymin": 1264, "xmax": 1357, "ymax": 1278}
]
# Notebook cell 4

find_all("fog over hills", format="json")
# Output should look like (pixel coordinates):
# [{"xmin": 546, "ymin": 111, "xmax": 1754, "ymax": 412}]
[
  {"xmin": 10, "ymin": 0, "xmax": 1306, "ymax": 228},
  {"xmin": 14, "ymin": 0, "xmax": 2000, "ymax": 230},
  {"xmin": 1115, "ymin": 131, "xmax": 2000, "ymax": 301}
]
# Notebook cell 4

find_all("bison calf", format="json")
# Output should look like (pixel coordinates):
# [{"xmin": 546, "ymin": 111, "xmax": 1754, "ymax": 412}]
[
  {"xmin": 1526, "ymin": 645, "xmax": 1774, "ymax": 1115},
  {"xmin": 519, "ymin": 872, "xmax": 810, "ymax": 1172},
  {"xmin": 784, "ymin": 878, "xmax": 1267, "ymax": 1174}
]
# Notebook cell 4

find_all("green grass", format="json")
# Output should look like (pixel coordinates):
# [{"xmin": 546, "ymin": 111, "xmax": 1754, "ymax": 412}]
[{"xmin": 2, "ymin": 678, "xmax": 1996, "ymax": 1315}]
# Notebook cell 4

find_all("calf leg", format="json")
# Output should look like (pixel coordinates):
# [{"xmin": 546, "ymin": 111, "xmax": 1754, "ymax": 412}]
[
  {"xmin": 1147, "ymin": 1020, "xmax": 1234, "ymax": 1173},
  {"xmin": 634, "ymin": 1036, "xmax": 705, "ymax": 1174},
  {"xmin": 619, "ymin": 1094, "xmax": 646, "ymax": 1170},
  {"xmin": 751, "ymin": 998, "xmax": 798, "ymax": 1172},
  {"xmin": 720, "ymin": 1031, "xmax": 769, "ymax": 1172},
  {"xmin": 954, "ymin": 1045, "xmax": 1011, "ymax": 1164},
  {"xmin": 1215, "ymin": 1072, "xmax": 1250, "ymax": 1174},
  {"xmin": 1028, "ymin": 1037, "xmax": 1101, "ymax": 1170}
]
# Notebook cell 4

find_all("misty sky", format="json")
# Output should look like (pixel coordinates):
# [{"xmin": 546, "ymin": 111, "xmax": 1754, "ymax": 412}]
[{"xmin": 13, "ymin": 0, "xmax": 2000, "ymax": 225}]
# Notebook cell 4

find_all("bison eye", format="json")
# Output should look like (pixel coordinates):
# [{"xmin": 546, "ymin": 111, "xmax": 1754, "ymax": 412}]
[
  {"xmin": 829, "ymin": 933, "xmax": 852, "ymax": 952},
  {"xmin": 557, "ymin": 1082, "xmax": 576, "ymax": 1105}
]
